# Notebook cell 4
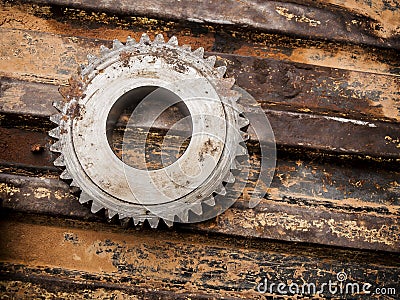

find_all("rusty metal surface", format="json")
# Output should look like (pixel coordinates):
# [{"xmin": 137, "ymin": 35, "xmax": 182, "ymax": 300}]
[
  {"xmin": 0, "ymin": 216, "xmax": 399, "ymax": 299},
  {"xmin": 28, "ymin": 0, "xmax": 400, "ymax": 49},
  {"xmin": 0, "ymin": 127, "xmax": 54, "ymax": 168},
  {"xmin": 2, "ymin": 59, "xmax": 400, "ymax": 123},
  {"xmin": 1, "ymin": 3, "xmax": 399, "ymax": 76},
  {"xmin": 1, "ymin": 142, "xmax": 399, "ymax": 252},
  {"xmin": 0, "ymin": 0, "xmax": 400, "ymax": 298},
  {"xmin": 3, "ymin": 111, "xmax": 400, "ymax": 167},
  {"xmin": 2, "ymin": 125, "xmax": 400, "ymax": 208}
]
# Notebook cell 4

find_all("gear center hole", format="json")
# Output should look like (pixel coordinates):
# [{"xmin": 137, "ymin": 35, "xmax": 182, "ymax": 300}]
[{"xmin": 106, "ymin": 86, "xmax": 192, "ymax": 170}]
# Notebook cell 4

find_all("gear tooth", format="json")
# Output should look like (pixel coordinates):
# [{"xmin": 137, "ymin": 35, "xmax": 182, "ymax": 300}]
[
  {"xmin": 216, "ymin": 66, "xmax": 227, "ymax": 78},
  {"xmin": 79, "ymin": 64, "xmax": 86, "ymax": 75},
  {"xmin": 120, "ymin": 217, "xmax": 131, "ymax": 227},
  {"xmin": 60, "ymin": 169, "xmax": 72, "ymax": 180},
  {"xmin": 182, "ymin": 44, "xmax": 191, "ymax": 52},
  {"xmin": 153, "ymin": 33, "xmax": 165, "ymax": 44},
  {"xmin": 53, "ymin": 154, "xmax": 65, "ymax": 166},
  {"xmin": 224, "ymin": 77, "xmax": 235, "ymax": 89},
  {"xmin": 203, "ymin": 196, "xmax": 216, "ymax": 206},
  {"xmin": 147, "ymin": 217, "xmax": 160, "ymax": 228},
  {"xmin": 205, "ymin": 56, "xmax": 216, "ymax": 67},
  {"xmin": 50, "ymin": 141, "xmax": 62, "ymax": 153},
  {"xmin": 106, "ymin": 208, "xmax": 117, "ymax": 219},
  {"xmin": 214, "ymin": 184, "xmax": 227, "ymax": 196},
  {"xmin": 236, "ymin": 144, "xmax": 248, "ymax": 156},
  {"xmin": 100, "ymin": 45, "xmax": 111, "ymax": 55},
  {"xmin": 112, "ymin": 39, "xmax": 124, "ymax": 49},
  {"xmin": 50, "ymin": 114, "xmax": 62, "ymax": 125},
  {"xmin": 87, "ymin": 54, "xmax": 97, "ymax": 64},
  {"xmin": 140, "ymin": 33, "xmax": 151, "ymax": 44},
  {"xmin": 53, "ymin": 100, "xmax": 64, "ymax": 112},
  {"xmin": 70, "ymin": 179, "xmax": 80, "ymax": 187},
  {"xmin": 79, "ymin": 191, "xmax": 91, "ymax": 204},
  {"xmin": 238, "ymin": 116, "xmax": 250, "ymax": 128},
  {"xmin": 177, "ymin": 210, "xmax": 189, "ymax": 223},
  {"xmin": 224, "ymin": 172, "xmax": 235, "ymax": 184},
  {"xmin": 192, "ymin": 47, "xmax": 204, "ymax": 57},
  {"xmin": 241, "ymin": 131, "xmax": 249, "ymax": 141},
  {"xmin": 190, "ymin": 203, "xmax": 203, "ymax": 216},
  {"xmin": 231, "ymin": 158, "xmax": 239, "ymax": 170},
  {"xmin": 163, "ymin": 219, "xmax": 174, "ymax": 227},
  {"xmin": 132, "ymin": 218, "xmax": 145, "ymax": 226},
  {"xmin": 49, "ymin": 127, "xmax": 60, "ymax": 139},
  {"xmin": 126, "ymin": 36, "xmax": 136, "ymax": 46},
  {"xmin": 167, "ymin": 36, "xmax": 178, "ymax": 46},
  {"xmin": 91, "ymin": 201, "xmax": 103, "ymax": 213}
]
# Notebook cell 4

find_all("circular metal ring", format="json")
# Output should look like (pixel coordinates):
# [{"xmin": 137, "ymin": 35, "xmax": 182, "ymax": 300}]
[{"xmin": 50, "ymin": 33, "xmax": 249, "ymax": 227}]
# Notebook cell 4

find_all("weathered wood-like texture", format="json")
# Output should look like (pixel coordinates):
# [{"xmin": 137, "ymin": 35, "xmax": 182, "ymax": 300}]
[
  {"xmin": 0, "ymin": 0, "xmax": 399, "ymax": 298},
  {"xmin": 29, "ymin": 0, "xmax": 400, "ymax": 49},
  {"xmin": 0, "ymin": 216, "xmax": 399, "ymax": 299},
  {"xmin": 0, "ymin": 30, "xmax": 399, "ymax": 158},
  {"xmin": 1, "ymin": 128, "xmax": 399, "ymax": 252},
  {"xmin": 1, "ymin": 2, "xmax": 399, "ymax": 77}
]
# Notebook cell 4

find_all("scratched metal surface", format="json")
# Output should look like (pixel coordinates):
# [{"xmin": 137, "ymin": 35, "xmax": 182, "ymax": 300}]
[{"xmin": 0, "ymin": 0, "xmax": 399, "ymax": 298}]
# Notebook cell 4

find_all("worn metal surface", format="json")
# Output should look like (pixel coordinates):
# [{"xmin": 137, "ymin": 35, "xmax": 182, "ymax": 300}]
[
  {"xmin": 1, "ymin": 2, "xmax": 399, "ymax": 76},
  {"xmin": 0, "ymin": 216, "xmax": 399, "ymax": 299},
  {"xmin": 50, "ymin": 33, "xmax": 249, "ymax": 226},
  {"xmin": 0, "ymin": 0, "xmax": 399, "ymax": 298},
  {"xmin": 1, "ymin": 133, "xmax": 399, "ymax": 252},
  {"xmin": 28, "ymin": 0, "xmax": 400, "ymax": 49}
]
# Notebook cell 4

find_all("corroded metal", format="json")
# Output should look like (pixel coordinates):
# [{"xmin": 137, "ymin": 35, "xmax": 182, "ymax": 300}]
[
  {"xmin": 0, "ymin": 217, "xmax": 399, "ymax": 299},
  {"xmin": 0, "ymin": 0, "xmax": 399, "ymax": 297},
  {"xmin": 50, "ymin": 33, "xmax": 248, "ymax": 227}
]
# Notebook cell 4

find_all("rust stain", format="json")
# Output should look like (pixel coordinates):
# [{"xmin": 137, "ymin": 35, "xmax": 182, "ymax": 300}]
[
  {"xmin": 0, "ymin": 219, "xmax": 278, "ymax": 298},
  {"xmin": 0, "ymin": 84, "xmax": 26, "ymax": 111},
  {"xmin": 0, "ymin": 182, "xmax": 20, "ymax": 196},
  {"xmin": 322, "ymin": 0, "xmax": 400, "ymax": 38},
  {"xmin": 326, "ymin": 219, "xmax": 397, "ymax": 245},
  {"xmin": 345, "ymin": 71, "xmax": 400, "ymax": 122},
  {"xmin": 218, "ymin": 206, "xmax": 398, "ymax": 246},
  {"xmin": 275, "ymin": 6, "xmax": 321, "ymax": 27},
  {"xmin": 119, "ymin": 51, "xmax": 132, "ymax": 67},
  {"xmin": 59, "ymin": 77, "xmax": 84, "ymax": 100},
  {"xmin": 0, "ymin": 2, "xmax": 397, "ymax": 78},
  {"xmin": 31, "ymin": 144, "xmax": 44, "ymax": 153},
  {"xmin": 0, "ymin": 29, "xmax": 97, "ymax": 85},
  {"xmin": 198, "ymin": 138, "xmax": 219, "ymax": 162}
]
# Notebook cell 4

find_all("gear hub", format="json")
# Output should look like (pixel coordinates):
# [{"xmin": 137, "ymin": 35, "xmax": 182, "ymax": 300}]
[{"xmin": 49, "ymin": 33, "xmax": 249, "ymax": 227}]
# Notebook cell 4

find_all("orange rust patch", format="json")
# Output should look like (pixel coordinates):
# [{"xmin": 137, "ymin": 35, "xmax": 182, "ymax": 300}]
[
  {"xmin": 59, "ymin": 77, "xmax": 84, "ymax": 100},
  {"xmin": 119, "ymin": 51, "xmax": 132, "ymax": 67}
]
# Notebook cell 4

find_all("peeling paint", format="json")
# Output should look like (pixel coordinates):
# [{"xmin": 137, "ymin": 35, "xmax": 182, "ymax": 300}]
[
  {"xmin": 0, "ymin": 182, "xmax": 20, "ymax": 196},
  {"xmin": 275, "ymin": 6, "xmax": 321, "ymax": 27},
  {"xmin": 327, "ymin": 219, "xmax": 397, "ymax": 245},
  {"xmin": 33, "ymin": 187, "xmax": 51, "ymax": 199},
  {"xmin": 323, "ymin": 116, "xmax": 377, "ymax": 127}
]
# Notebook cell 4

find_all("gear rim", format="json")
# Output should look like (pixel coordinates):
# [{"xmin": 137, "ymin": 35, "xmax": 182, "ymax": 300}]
[{"xmin": 50, "ymin": 33, "xmax": 249, "ymax": 227}]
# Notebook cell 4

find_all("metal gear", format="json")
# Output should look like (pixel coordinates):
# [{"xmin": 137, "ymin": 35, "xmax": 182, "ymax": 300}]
[{"xmin": 49, "ymin": 33, "xmax": 249, "ymax": 228}]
